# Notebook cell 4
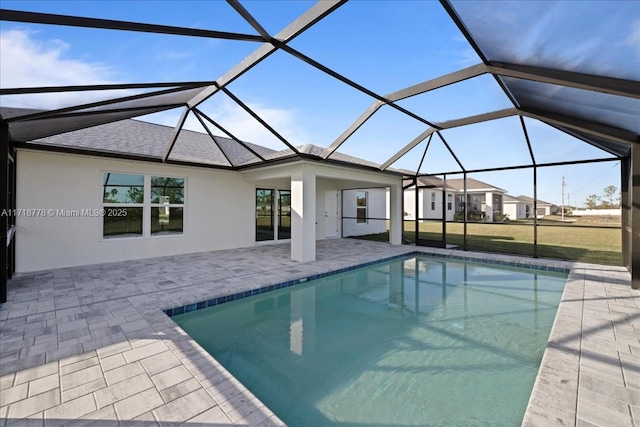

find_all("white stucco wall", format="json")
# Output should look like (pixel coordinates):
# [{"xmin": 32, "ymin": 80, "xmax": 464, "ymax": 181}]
[
  {"xmin": 504, "ymin": 202, "xmax": 533, "ymax": 219},
  {"xmin": 403, "ymin": 188, "xmax": 417, "ymax": 220},
  {"xmin": 342, "ymin": 188, "xmax": 388, "ymax": 237},
  {"xmin": 484, "ymin": 191, "xmax": 494, "ymax": 222},
  {"xmin": 16, "ymin": 150, "xmax": 255, "ymax": 272},
  {"xmin": 16, "ymin": 153, "xmax": 403, "ymax": 271},
  {"xmin": 537, "ymin": 206, "xmax": 552, "ymax": 217},
  {"xmin": 402, "ymin": 189, "xmax": 455, "ymax": 221},
  {"xmin": 572, "ymin": 208, "xmax": 621, "ymax": 216},
  {"xmin": 503, "ymin": 203, "xmax": 518, "ymax": 220},
  {"xmin": 423, "ymin": 189, "xmax": 444, "ymax": 220}
]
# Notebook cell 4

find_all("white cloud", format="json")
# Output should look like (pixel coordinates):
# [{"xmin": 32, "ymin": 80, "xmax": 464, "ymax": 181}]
[
  {"xmin": 135, "ymin": 97, "xmax": 312, "ymax": 151},
  {"xmin": 0, "ymin": 29, "xmax": 311, "ymax": 150},
  {"xmin": 0, "ymin": 29, "xmax": 127, "ymax": 109},
  {"xmin": 624, "ymin": 19, "xmax": 640, "ymax": 47},
  {"xmin": 190, "ymin": 98, "xmax": 311, "ymax": 150}
]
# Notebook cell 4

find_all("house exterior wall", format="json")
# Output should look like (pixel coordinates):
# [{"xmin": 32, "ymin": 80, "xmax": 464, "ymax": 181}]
[
  {"xmin": 504, "ymin": 203, "xmax": 518, "ymax": 220},
  {"xmin": 537, "ymin": 205, "xmax": 552, "ymax": 217},
  {"xmin": 16, "ymin": 149, "xmax": 255, "ymax": 272},
  {"xmin": 402, "ymin": 189, "xmax": 455, "ymax": 221},
  {"xmin": 485, "ymin": 192, "xmax": 494, "ymax": 222},
  {"xmin": 17, "ymin": 152, "xmax": 402, "ymax": 271},
  {"xmin": 504, "ymin": 202, "xmax": 533, "ymax": 219},
  {"xmin": 422, "ymin": 189, "xmax": 446, "ymax": 220},
  {"xmin": 403, "ymin": 188, "xmax": 417, "ymax": 220},
  {"xmin": 342, "ymin": 188, "xmax": 387, "ymax": 236}
]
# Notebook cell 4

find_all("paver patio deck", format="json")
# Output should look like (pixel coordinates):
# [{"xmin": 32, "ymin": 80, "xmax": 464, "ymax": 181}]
[{"xmin": 0, "ymin": 239, "xmax": 635, "ymax": 426}]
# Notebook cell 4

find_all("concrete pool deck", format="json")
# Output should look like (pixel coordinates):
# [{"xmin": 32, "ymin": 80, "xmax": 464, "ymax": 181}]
[{"xmin": 0, "ymin": 239, "xmax": 635, "ymax": 426}]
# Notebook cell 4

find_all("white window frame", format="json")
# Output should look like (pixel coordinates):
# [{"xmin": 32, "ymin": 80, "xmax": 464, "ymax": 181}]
[
  {"xmin": 356, "ymin": 191, "xmax": 368, "ymax": 224},
  {"xmin": 102, "ymin": 172, "xmax": 145, "ymax": 239},
  {"xmin": 101, "ymin": 171, "xmax": 186, "ymax": 240},
  {"xmin": 149, "ymin": 175, "xmax": 186, "ymax": 238}
]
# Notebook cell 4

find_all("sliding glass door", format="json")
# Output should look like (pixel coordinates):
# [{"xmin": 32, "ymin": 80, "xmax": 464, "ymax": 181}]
[
  {"xmin": 278, "ymin": 190, "xmax": 291, "ymax": 240},
  {"xmin": 256, "ymin": 189, "xmax": 274, "ymax": 241},
  {"xmin": 256, "ymin": 188, "xmax": 291, "ymax": 242}
]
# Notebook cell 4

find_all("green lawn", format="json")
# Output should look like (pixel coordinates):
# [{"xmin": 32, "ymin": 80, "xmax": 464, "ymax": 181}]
[{"xmin": 353, "ymin": 219, "xmax": 622, "ymax": 266}]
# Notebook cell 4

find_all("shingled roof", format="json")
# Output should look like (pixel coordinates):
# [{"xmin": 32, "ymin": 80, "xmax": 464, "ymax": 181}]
[
  {"xmin": 445, "ymin": 178, "xmax": 507, "ymax": 193},
  {"xmin": 2, "ymin": 107, "xmax": 386, "ymax": 171}
]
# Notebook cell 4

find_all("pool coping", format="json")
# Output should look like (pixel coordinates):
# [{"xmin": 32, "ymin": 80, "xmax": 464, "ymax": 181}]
[{"xmin": 163, "ymin": 250, "xmax": 571, "ymax": 318}]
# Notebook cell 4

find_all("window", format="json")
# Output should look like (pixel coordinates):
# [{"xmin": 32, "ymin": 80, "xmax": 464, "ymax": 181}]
[
  {"xmin": 151, "ymin": 177, "xmax": 184, "ymax": 236},
  {"xmin": 447, "ymin": 194, "xmax": 452, "ymax": 211},
  {"xmin": 102, "ymin": 172, "xmax": 185, "ymax": 239},
  {"xmin": 431, "ymin": 192, "xmax": 436, "ymax": 210},
  {"xmin": 103, "ymin": 173, "xmax": 144, "ymax": 239},
  {"xmin": 356, "ymin": 191, "xmax": 367, "ymax": 223}
]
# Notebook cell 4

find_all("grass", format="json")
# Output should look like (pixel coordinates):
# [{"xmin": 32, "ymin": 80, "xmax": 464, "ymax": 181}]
[{"xmin": 353, "ymin": 216, "xmax": 622, "ymax": 266}]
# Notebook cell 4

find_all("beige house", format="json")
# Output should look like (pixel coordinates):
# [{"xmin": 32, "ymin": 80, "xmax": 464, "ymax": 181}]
[{"xmin": 9, "ymin": 111, "xmax": 404, "ymax": 273}]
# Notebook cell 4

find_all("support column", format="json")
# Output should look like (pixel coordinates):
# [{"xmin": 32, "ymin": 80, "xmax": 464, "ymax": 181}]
[
  {"xmin": 621, "ymin": 153, "xmax": 631, "ymax": 269},
  {"xmin": 485, "ymin": 192, "xmax": 493, "ymax": 222},
  {"xmin": 1, "ymin": 122, "xmax": 8, "ymax": 303},
  {"xmin": 389, "ymin": 183, "xmax": 402, "ymax": 245},
  {"xmin": 291, "ymin": 166, "xmax": 316, "ymax": 263},
  {"xmin": 631, "ymin": 144, "xmax": 640, "ymax": 290}
]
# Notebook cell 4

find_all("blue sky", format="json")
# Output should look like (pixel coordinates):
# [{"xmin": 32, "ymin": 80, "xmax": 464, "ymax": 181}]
[{"xmin": 1, "ymin": 0, "xmax": 635, "ymax": 207}]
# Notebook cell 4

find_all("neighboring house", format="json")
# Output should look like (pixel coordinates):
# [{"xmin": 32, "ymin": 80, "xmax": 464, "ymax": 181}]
[
  {"xmin": 6, "ymin": 109, "xmax": 404, "ymax": 272},
  {"xmin": 403, "ymin": 176, "xmax": 455, "ymax": 221},
  {"xmin": 529, "ymin": 198, "xmax": 559, "ymax": 217},
  {"xmin": 503, "ymin": 195, "xmax": 558, "ymax": 218},
  {"xmin": 502, "ymin": 194, "xmax": 570, "ymax": 219},
  {"xmin": 503, "ymin": 195, "xmax": 534, "ymax": 219},
  {"xmin": 403, "ymin": 177, "xmax": 508, "ymax": 222}
]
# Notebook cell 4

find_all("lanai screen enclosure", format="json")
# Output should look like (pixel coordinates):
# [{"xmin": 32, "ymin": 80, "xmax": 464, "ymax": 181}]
[{"xmin": 1, "ymin": 0, "xmax": 639, "ymax": 303}]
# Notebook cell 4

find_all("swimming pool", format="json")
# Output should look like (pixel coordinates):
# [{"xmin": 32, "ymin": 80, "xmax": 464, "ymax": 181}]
[{"xmin": 172, "ymin": 255, "xmax": 567, "ymax": 426}]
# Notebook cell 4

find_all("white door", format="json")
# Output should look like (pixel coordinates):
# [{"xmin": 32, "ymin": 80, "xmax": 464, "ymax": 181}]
[{"xmin": 324, "ymin": 191, "xmax": 339, "ymax": 238}]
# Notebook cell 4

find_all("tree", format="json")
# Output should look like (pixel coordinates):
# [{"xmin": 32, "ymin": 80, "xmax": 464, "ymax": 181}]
[
  {"xmin": 585, "ymin": 194, "xmax": 599, "ymax": 209},
  {"xmin": 602, "ymin": 185, "xmax": 620, "ymax": 208}
]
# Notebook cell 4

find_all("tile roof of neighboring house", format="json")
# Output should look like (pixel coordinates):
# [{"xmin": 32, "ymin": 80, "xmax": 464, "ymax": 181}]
[
  {"xmin": 445, "ymin": 178, "xmax": 508, "ymax": 193},
  {"xmin": 503, "ymin": 194, "xmax": 523, "ymax": 202},
  {"xmin": 403, "ymin": 176, "xmax": 508, "ymax": 193},
  {"xmin": 513, "ymin": 195, "xmax": 555, "ymax": 206},
  {"xmin": 503, "ymin": 194, "xmax": 556, "ymax": 206}
]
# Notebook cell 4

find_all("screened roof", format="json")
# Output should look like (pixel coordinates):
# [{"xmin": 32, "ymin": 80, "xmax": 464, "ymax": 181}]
[{"xmin": 0, "ymin": 0, "xmax": 638, "ymax": 176}]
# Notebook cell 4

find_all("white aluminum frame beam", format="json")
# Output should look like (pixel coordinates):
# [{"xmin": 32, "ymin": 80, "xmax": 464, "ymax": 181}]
[{"xmin": 386, "ymin": 63, "xmax": 487, "ymax": 102}]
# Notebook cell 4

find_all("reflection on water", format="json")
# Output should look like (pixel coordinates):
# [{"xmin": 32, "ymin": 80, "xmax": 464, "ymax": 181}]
[{"xmin": 174, "ymin": 257, "xmax": 566, "ymax": 427}]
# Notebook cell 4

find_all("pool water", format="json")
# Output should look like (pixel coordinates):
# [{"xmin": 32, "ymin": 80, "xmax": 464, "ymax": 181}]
[{"xmin": 173, "ymin": 256, "xmax": 567, "ymax": 426}]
